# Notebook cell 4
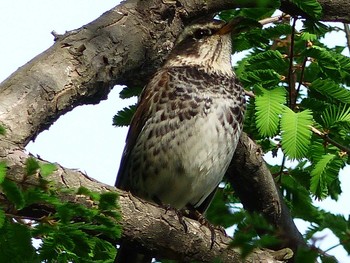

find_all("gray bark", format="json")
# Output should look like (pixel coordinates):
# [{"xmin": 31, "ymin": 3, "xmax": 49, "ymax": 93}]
[{"xmin": 1, "ymin": 0, "xmax": 349, "ymax": 261}]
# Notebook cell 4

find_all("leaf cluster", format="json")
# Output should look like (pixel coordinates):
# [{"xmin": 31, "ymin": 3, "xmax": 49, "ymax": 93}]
[
  {"xmin": 0, "ymin": 158, "xmax": 121, "ymax": 262},
  {"xmin": 113, "ymin": 0, "xmax": 350, "ymax": 261},
  {"xmin": 214, "ymin": 1, "xmax": 350, "ymax": 261}
]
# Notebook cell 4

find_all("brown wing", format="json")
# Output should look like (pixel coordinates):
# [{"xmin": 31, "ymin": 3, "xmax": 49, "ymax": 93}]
[{"xmin": 114, "ymin": 69, "xmax": 169, "ymax": 188}]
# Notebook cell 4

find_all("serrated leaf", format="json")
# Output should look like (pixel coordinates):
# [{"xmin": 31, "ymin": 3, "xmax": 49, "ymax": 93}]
[
  {"xmin": 119, "ymin": 86, "xmax": 143, "ymax": 99},
  {"xmin": 302, "ymin": 20, "xmax": 331, "ymax": 36},
  {"xmin": 299, "ymin": 32, "xmax": 317, "ymax": 41},
  {"xmin": 247, "ymin": 50, "xmax": 283, "ymax": 62},
  {"xmin": 262, "ymin": 23, "xmax": 292, "ymax": 39},
  {"xmin": 25, "ymin": 157, "xmax": 40, "ymax": 176},
  {"xmin": 240, "ymin": 69, "xmax": 281, "ymax": 86},
  {"xmin": 246, "ymin": 50, "xmax": 288, "ymax": 72},
  {"xmin": 311, "ymin": 79, "xmax": 350, "ymax": 104},
  {"xmin": 310, "ymin": 154, "xmax": 343, "ymax": 199},
  {"xmin": 113, "ymin": 104, "xmax": 137, "ymax": 127},
  {"xmin": 0, "ymin": 221, "xmax": 36, "ymax": 262},
  {"xmin": 0, "ymin": 162, "xmax": 6, "ymax": 184},
  {"xmin": 219, "ymin": 4, "xmax": 279, "ymax": 22},
  {"xmin": 320, "ymin": 104, "xmax": 350, "ymax": 129},
  {"xmin": 304, "ymin": 46, "xmax": 341, "ymax": 79},
  {"xmin": 291, "ymin": 0, "xmax": 322, "ymax": 20},
  {"xmin": 39, "ymin": 163, "xmax": 57, "ymax": 177},
  {"xmin": 1, "ymin": 179, "xmax": 25, "ymax": 209},
  {"xmin": 255, "ymin": 86, "xmax": 286, "ymax": 137},
  {"xmin": 300, "ymin": 97, "xmax": 332, "ymax": 113},
  {"xmin": 280, "ymin": 108, "xmax": 313, "ymax": 159}
]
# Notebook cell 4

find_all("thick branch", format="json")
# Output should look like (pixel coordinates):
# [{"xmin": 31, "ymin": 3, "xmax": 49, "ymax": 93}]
[
  {"xmin": 1, "ymin": 0, "xmax": 349, "ymax": 261},
  {"xmin": 1, "ymin": 0, "xmax": 350, "ymax": 146},
  {"xmin": 0, "ymin": 142, "xmax": 290, "ymax": 263},
  {"xmin": 228, "ymin": 133, "xmax": 306, "ymax": 252}
]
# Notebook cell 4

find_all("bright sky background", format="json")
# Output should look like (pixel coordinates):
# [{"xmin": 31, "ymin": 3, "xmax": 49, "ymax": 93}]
[{"xmin": 0, "ymin": 1, "xmax": 349, "ymax": 262}]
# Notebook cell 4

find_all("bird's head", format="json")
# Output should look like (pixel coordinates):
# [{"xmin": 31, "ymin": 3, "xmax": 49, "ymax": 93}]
[{"xmin": 164, "ymin": 18, "xmax": 240, "ymax": 76}]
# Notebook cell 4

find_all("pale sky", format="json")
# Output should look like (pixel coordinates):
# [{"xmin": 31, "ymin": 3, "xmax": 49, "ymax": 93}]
[{"xmin": 0, "ymin": 1, "xmax": 349, "ymax": 262}]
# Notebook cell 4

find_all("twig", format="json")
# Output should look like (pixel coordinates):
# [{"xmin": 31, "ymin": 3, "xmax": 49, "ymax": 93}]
[
  {"xmin": 287, "ymin": 17, "xmax": 297, "ymax": 109},
  {"xmin": 311, "ymin": 126, "xmax": 350, "ymax": 153},
  {"xmin": 343, "ymin": 23, "xmax": 350, "ymax": 54},
  {"xmin": 294, "ymin": 57, "xmax": 308, "ymax": 107},
  {"xmin": 244, "ymin": 89, "xmax": 255, "ymax": 98},
  {"xmin": 277, "ymin": 155, "xmax": 286, "ymax": 183},
  {"xmin": 259, "ymin": 14, "xmax": 291, "ymax": 26}
]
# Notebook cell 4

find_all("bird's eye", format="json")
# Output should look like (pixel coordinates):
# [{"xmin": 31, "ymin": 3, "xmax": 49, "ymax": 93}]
[{"xmin": 193, "ymin": 29, "xmax": 212, "ymax": 40}]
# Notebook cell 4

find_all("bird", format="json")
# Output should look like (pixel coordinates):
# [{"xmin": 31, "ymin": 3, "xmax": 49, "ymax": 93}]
[{"xmin": 114, "ymin": 17, "xmax": 246, "ymax": 263}]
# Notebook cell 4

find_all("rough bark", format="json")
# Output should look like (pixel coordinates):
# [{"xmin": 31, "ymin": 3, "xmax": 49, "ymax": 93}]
[
  {"xmin": 1, "ymin": 0, "xmax": 350, "ymax": 262},
  {"xmin": 0, "ymin": 141, "xmax": 292, "ymax": 263},
  {"xmin": 228, "ymin": 133, "xmax": 305, "ymax": 252}
]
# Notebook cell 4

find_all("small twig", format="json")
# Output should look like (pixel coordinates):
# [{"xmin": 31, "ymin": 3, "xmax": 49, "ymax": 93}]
[
  {"xmin": 259, "ymin": 14, "xmax": 291, "ymax": 26},
  {"xmin": 311, "ymin": 126, "xmax": 350, "ymax": 154},
  {"xmin": 343, "ymin": 23, "xmax": 350, "ymax": 54},
  {"xmin": 244, "ymin": 89, "xmax": 255, "ymax": 98},
  {"xmin": 294, "ymin": 57, "xmax": 308, "ymax": 106},
  {"xmin": 287, "ymin": 17, "xmax": 297, "ymax": 109},
  {"xmin": 51, "ymin": 30, "xmax": 63, "ymax": 41},
  {"xmin": 324, "ymin": 243, "xmax": 342, "ymax": 253},
  {"xmin": 277, "ymin": 155, "xmax": 286, "ymax": 183}
]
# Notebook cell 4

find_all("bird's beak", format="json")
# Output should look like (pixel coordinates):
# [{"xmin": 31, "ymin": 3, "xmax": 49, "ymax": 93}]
[
  {"xmin": 217, "ymin": 17, "xmax": 262, "ymax": 36},
  {"xmin": 216, "ymin": 17, "xmax": 245, "ymax": 35}
]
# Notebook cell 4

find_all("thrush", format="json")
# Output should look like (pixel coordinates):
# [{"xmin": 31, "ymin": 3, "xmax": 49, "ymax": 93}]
[{"xmin": 115, "ymin": 18, "xmax": 246, "ymax": 263}]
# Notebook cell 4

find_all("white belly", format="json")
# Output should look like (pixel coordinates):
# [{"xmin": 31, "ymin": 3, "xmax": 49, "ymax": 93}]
[{"xmin": 132, "ymin": 104, "xmax": 241, "ymax": 209}]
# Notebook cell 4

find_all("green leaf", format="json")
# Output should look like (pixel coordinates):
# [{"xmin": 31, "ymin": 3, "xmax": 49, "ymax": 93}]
[
  {"xmin": 301, "ymin": 97, "xmax": 332, "ymax": 114},
  {"xmin": 262, "ymin": 23, "xmax": 292, "ymax": 39},
  {"xmin": 39, "ymin": 163, "xmax": 57, "ymax": 177},
  {"xmin": 113, "ymin": 104, "xmax": 137, "ymax": 127},
  {"xmin": 299, "ymin": 32, "xmax": 317, "ymax": 41},
  {"xmin": 0, "ymin": 162, "xmax": 6, "ymax": 184},
  {"xmin": 25, "ymin": 157, "xmax": 40, "ymax": 176},
  {"xmin": 0, "ymin": 125, "xmax": 5, "ymax": 135},
  {"xmin": 291, "ymin": 0, "xmax": 322, "ymax": 20},
  {"xmin": 280, "ymin": 108, "xmax": 313, "ymax": 159},
  {"xmin": 304, "ymin": 46, "xmax": 341, "ymax": 79},
  {"xmin": 255, "ymin": 86, "xmax": 286, "ymax": 137},
  {"xmin": 240, "ymin": 69, "xmax": 281, "ymax": 87},
  {"xmin": 310, "ymin": 79, "xmax": 350, "ymax": 104},
  {"xmin": 0, "ymin": 209, "xmax": 5, "ymax": 228},
  {"xmin": 77, "ymin": 186, "xmax": 100, "ymax": 201},
  {"xmin": 0, "ymin": 221, "xmax": 36, "ymax": 262},
  {"xmin": 245, "ymin": 50, "xmax": 288, "ymax": 72},
  {"xmin": 320, "ymin": 104, "xmax": 350, "ymax": 129},
  {"xmin": 99, "ymin": 192, "xmax": 118, "ymax": 211},
  {"xmin": 206, "ymin": 189, "xmax": 236, "ymax": 228},
  {"xmin": 302, "ymin": 20, "xmax": 331, "ymax": 37},
  {"xmin": 119, "ymin": 86, "xmax": 143, "ymax": 99},
  {"xmin": 294, "ymin": 247, "xmax": 319, "ymax": 263},
  {"xmin": 310, "ymin": 154, "xmax": 343, "ymax": 199},
  {"xmin": 282, "ymin": 172, "xmax": 320, "ymax": 222},
  {"xmin": 219, "ymin": 3, "xmax": 279, "ymax": 21},
  {"xmin": 1, "ymin": 179, "xmax": 25, "ymax": 209}
]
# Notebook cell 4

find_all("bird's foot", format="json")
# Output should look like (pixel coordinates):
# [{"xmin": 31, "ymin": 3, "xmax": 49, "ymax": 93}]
[
  {"xmin": 185, "ymin": 209, "xmax": 226, "ymax": 249},
  {"xmin": 163, "ymin": 205, "xmax": 188, "ymax": 233}
]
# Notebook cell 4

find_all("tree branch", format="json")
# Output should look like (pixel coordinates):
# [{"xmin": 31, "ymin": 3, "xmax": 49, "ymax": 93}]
[
  {"xmin": 228, "ymin": 133, "xmax": 306, "ymax": 252},
  {"xmin": 311, "ymin": 126, "xmax": 350, "ymax": 153},
  {"xmin": 0, "ymin": 141, "xmax": 291, "ymax": 263},
  {"xmin": 1, "ymin": 0, "xmax": 350, "ymax": 261}
]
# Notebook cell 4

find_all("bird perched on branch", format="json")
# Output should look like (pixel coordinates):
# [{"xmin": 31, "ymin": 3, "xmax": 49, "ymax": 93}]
[{"xmin": 115, "ymin": 17, "xmax": 246, "ymax": 263}]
